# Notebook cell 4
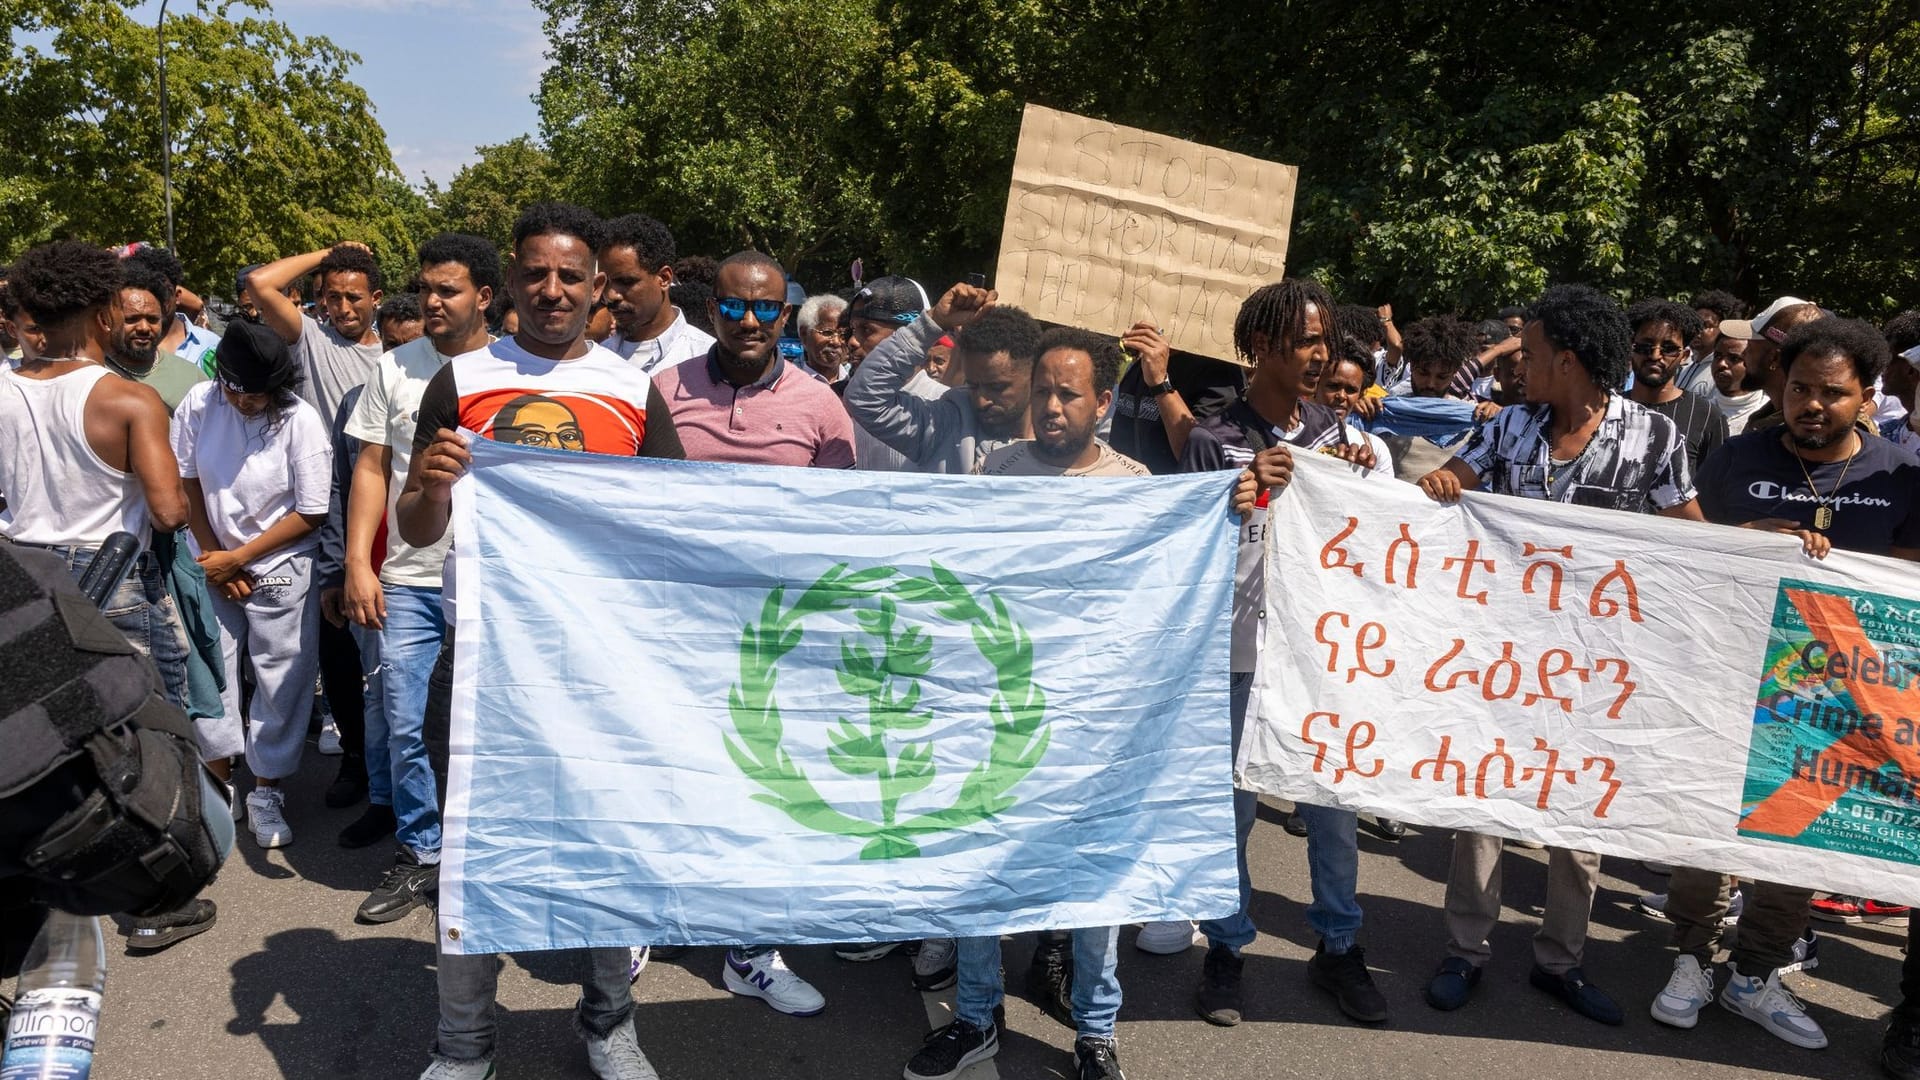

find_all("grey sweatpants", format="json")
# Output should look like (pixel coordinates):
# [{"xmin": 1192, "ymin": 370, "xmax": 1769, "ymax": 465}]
[{"xmin": 210, "ymin": 552, "xmax": 319, "ymax": 781}]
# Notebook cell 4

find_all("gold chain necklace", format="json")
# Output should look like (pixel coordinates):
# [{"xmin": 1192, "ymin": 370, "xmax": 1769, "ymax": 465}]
[{"xmin": 1792, "ymin": 437, "xmax": 1859, "ymax": 531}]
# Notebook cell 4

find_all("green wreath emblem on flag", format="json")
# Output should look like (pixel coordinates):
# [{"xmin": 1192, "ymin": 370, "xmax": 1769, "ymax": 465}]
[{"xmin": 724, "ymin": 561, "xmax": 1049, "ymax": 859}]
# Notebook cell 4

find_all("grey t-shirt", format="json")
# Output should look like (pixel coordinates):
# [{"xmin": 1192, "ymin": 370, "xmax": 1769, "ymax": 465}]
[{"xmin": 294, "ymin": 315, "xmax": 382, "ymax": 425}]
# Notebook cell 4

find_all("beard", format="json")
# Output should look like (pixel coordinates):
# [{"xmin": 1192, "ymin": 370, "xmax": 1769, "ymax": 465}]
[
  {"xmin": 113, "ymin": 340, "xmax": 158, "ymax": 369},
  {"xmin": 1635, "ymin": 367, "xmax": 1671, "ymax": 390},
  {"xmin": 1032, "ymin": 425, "xmax": 1095, "ymax": 464}
]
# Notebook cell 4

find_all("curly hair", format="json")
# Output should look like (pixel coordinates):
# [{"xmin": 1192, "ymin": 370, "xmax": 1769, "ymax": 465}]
[
  {"xmin": 955, "ymin": 306, "xmax": 1042, "ymax": 365},
  {"xmin": 1034, "ymin": 325, "xmax": 1125, "ymax": 392},
  {"xmin": 10, "ymin": 241, "xmax": 123, "ymax": 328},
  {"xmin": 120, "ymin": 264, "xmax": 175, "ymax": 313},
  {"xmin": 377, "ymin": 293, "xmax": 422, "ymax": 326},
  {"xmin": 1401, "ymin": 315, "xmax": 1481, "ymax": 372},
  {"xmin": 1781, "ymin": 317, "xmax": 1891, "ymax": 390},
  {"xmin": 316, "ymin": 243, "xmax": 384, "ymax": 294},
  {"xmin": 1688, "ymin": 289, "xmax": 1747, "ymax": 323},
  {"xmin": 1234, "ymin": 279, "xmax": 1336, "ymax": 364},
  {"xmin": 603, "ymin": 214, "xmax": 676, "ymax": 271},
  {"xmin": 124, "ymin": 245, "xmax": 186, "ymax": 291},
  {"xmin": 671, "ymin": 281, "xmax": 714, "ymax": 333},
  {"xmin": 418, "ymin": 232, "xmax": 503, "ymax": 294},
  {"xmin": 1882, "ymin": 310, "xmax": 1920, "ymax": 357},
  {"xmin": 1626, "ymin": 298, "xmax": 1703, "ymax": 344},
  {"xmin": 512, "ymin": 201, "xmax": 607, "ymax": 256},
  {"xmin": 1335, "ymin": 331, "xmax": 1375, "ymax": 370},
  {"xmin": 673, "ymin": 254, "xmax": 718, "ymax": 289},
  {"xmin": 1530, "ymin": 284, "xmax": 1632, "ymax": 391},
  {"xmin": 1332, "ymin": 303, "xmax": 1387, "ymax": 349}
]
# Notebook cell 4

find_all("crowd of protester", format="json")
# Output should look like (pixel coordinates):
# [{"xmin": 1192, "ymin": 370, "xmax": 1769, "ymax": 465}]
[{"xmin": 3, "ymin": 204, "xmax": 1919, "ymax": 1080}]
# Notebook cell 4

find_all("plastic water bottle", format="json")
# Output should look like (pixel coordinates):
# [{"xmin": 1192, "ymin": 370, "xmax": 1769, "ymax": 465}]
[{"xmin": 2, "ymin": 910, "xmax": 106, "ymax": 1080}]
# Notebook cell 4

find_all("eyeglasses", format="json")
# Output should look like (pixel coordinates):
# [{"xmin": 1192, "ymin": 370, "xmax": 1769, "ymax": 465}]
[
  {"xmin": 1630, "ymin": 341, "xmax": 1687, "ymax": 359},
  {"xmin": 715, "ymin": 297, "xmax": 785, "ymax": 323}
]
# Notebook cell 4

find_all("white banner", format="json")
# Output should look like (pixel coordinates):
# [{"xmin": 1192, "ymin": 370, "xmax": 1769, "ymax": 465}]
[{"xmin": 1247, "ymin": 452, "xmax": 1920, "ymax": 906}]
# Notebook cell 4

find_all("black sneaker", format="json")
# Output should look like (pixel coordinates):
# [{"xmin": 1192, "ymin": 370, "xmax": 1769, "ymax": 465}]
[
  {"xmin": 1194, "ymin": 943, "xmax": 1245, "ymax": 1026},
  {"xmin": 1307, "ymin": 942, "xmax": 1388, "ymax": 1023},
  {"xmin": 357, "ymin": 850, "xmax": 438, "ymax": 924},
  {"xmin": 1074, "ymin": 1035, "xmax": 1126, "ymax": 1080},
  {"xmin": 324, "ymin": 753, "xmax": 368, "ymax": 809},
  {"xmin": 1026, "ymin": 942, "xmax": 1074, "ymax": 1028},
  {"xmin": 119, "ymin": 899, "xmax": 216, "ymax": 953},
  {"xmin": 904, "ymin": 1018, "xmax": 998, "ymax": 1080},
  {"xmin": 337, "ymin": 803, "xmax": 397, "ymax": 848},
  {"xmin": 1361, "ymin": 816, "xmax": 1407, "ymax": 841},
  {"xmin": 1885, "ymin": 1012, "xmax": 1920, "ymax": 1080}
]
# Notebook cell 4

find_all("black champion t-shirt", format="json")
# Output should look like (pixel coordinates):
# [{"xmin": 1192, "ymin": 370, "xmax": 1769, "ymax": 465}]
[{"xmin": 1696, "ymin": 429, "xmax": 1920, "ymax": 555}]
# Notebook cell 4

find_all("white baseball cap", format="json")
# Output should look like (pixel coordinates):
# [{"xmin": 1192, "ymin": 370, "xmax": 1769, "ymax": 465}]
[{"xmin": 1719, "ymin": 296, "xmax": 1812, "ymax": 343}]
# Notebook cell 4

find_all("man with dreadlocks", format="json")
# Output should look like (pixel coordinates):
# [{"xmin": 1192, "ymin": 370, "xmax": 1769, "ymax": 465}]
[{"xmin": 1176, "ymin": 279, "xmax": 1390, "ymax": 1029}]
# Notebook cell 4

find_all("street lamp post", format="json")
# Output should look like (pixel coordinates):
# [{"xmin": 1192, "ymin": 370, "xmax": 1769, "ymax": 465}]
[{"xmin": 157, "ymin": 0, "xmax": 174, "ymax": 250}]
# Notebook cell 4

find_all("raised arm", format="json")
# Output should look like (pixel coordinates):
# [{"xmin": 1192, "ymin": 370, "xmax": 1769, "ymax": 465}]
[{"xmin": 842, "ymin": 283, "xmax": 992, "ymax": 465}]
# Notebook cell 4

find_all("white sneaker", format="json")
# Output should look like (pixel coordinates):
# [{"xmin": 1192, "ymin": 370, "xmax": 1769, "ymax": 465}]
[
  {"xmin": 418, "ymin": 1055, "xmax": 495, "ymax": 1079},
  {"xmin": 723, "ymin": 948, "xmax": 825, "ymax": 1016},
  {"xmin": 628, "ymin": 945, "xmax": 650, "ymax": 984},
  {"xmin": 317, "ymin": 718, "xmax": 343, "ymax": 755},
  {"xmin": 913, "ymin": 937, "xmax": 957, "ymax": 991},
  {"xmin": 225, "ymin": 780, "xmax": 244, "ymax": 823},
  {"xmin": 585, "ymin": 1017, "xmax": 659, "ymax": 1079},
  {"xmin": 1637, "ymin": 889, "xmax": 1742, "ymax": 925},
  {"xmin": 246, "ymin": 788, "xmax": 292, "ymax": 848},
  {"xmin": 1650, "ymin": 955, "xmax": 1714, "ymax": 1028},
  {"xmin": 1720, "ymin": 969, "xmax": 1828, "ymax": 1048},
  {"xmin": 1136, "ymin": 920, "xmax": 1198, "ymax": 954}
]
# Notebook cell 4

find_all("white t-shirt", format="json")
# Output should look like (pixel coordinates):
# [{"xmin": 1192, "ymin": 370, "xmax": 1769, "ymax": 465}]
[
  {"xmin": 171, "ymin": 382, "xmax": 333, "ymax": 575},
  {"xmin": 1711, "ymin": 388, "xmax": 1769, "ymax": 436},
  {"xmin": 1344, "ymin": 421, "xmax": 1396, "ymax": 478},
  {"xmin": 603, "ymin": 308, "xmax": 716, "ymax": 375},
  {"xmin": 344, "ymin": 336, "xmax": 460, "ymax": 588}
]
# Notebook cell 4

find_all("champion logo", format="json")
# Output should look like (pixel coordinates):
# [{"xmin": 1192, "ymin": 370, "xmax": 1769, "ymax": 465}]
[{"xmin": 1748, "ymin": 480, "xmax": 1892, "ymax": 508}]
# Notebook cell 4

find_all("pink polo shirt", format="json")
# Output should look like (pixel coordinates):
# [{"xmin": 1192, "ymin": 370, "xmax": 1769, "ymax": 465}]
[{"xmin": 653, "ymin": 350, "xmax": 858, "ymax": 468}]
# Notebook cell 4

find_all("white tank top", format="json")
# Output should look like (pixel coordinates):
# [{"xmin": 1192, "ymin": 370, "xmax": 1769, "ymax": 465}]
[{"xmin": 0, "ymin": 364, "xmax": 150, "ymax": 548}]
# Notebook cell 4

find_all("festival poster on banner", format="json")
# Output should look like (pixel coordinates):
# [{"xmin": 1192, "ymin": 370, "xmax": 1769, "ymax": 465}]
[
  {"xmin": 437, "ymin": 438, "xmax": 1241, "ymax": 955},
  {"xmin": 1245, "ymin": 453, "xmax": 1920, "ymax": 906}
]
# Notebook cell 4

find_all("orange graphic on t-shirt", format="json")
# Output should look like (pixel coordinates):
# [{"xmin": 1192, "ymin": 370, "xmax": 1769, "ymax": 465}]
[
  {"xmin": 459, "ymin": 388, "xmax": 647, "ymax": 456},
  {"xmin": 1742, "ymin": 588, "xmax": 1920, "ymax": 838}
]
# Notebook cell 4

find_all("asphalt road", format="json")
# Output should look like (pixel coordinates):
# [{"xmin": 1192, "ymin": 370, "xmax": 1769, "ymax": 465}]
[{"xmin": 90, "ymin": 758, "xmax": 1909, "ymax": 1080}]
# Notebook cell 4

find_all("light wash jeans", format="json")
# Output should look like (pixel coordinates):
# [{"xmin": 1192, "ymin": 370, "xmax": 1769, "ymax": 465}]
[
  {"xmin": 1198, "ymin": 672, "xmax": 1365, "ymax": 955},
  {"xmin": 372, "ymin": 583, "xmax": 445, "ymax": 859},
  {"xmin": 956, "ymin": 926, "xmax": 1122, "ymax": 1038}
]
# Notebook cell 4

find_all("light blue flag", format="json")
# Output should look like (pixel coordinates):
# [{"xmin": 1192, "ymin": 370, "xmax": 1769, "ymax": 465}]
[{"xmin": 439, "ymin": 438, "xmax": 1241, "ymax": 954}]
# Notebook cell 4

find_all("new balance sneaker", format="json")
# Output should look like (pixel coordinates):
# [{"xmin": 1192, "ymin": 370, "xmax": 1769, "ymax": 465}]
[
  {"xmin": 913, "ymin": 937, "xmax": 958, "ymax": 992},
  {"xmin": 628, "ymin": 946, "xmax": 650, "ymax": 983},
  {"xmin": 358, "ymin": 850, "xmax": 438, "ymax": 924},
  {"xmin": 834, "ymin": 940, "xmax": 904, "ymax": 962},
  {"xmin": 1307, "ymin": 943, "xmax": 1388, "ymax": 1023},
  {"xmin": 1810, "ymin": 897, "xmax": 1911, "ymax": 924},
  {"xmin": 121, "ymin": 899, "xmax": 217, "ymax": 953},
  {"xmin": 1637, "ymin": 888, "xmax": 1743, "ymax": 924},
  {"xmin": 1650, "ymin": 955, "xmax": 1714, "ymax": 1029},
  {"xmin": 1027, "ymin": 942, "xmax": 1074, "ymax": 1028},
  {"xmin": 246, "ymin": 788, "xmax": 293, "ymax": 848},
  {"xmin": 904, "ymin": 1018, "xmax": 998, "ymax": 1080},
  {"xmin": 1074, "ymin": 1035, "xmax": 1126, "ymax": 1080},
  {"xmin": 1134, "ymin": 920, "xmax": 1197, "ymax": 955},
  {"xmin": 418, "ymin": 1055, "xmax": 495, "ymax": 1079},
  {"xmin": 1195, "ymin": 944, "xmax": 1245, "ymax": 1026},
  {"xmin": 1780, "ymin": 929, "xmax": 1820, "ymax": 975},
  {"xmin": 1720, "ymin": 969, "xmax": 1828, "ymax": 1048},
  {"xmin": 585, "ymin": 1017, "xmax": 660, "ymax": 1079},
  {"xmin": 723, "ymin": 949, "xmax": 825, "ymax": 1016}
]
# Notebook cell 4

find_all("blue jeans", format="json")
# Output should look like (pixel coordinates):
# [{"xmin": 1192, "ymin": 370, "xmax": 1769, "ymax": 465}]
[
  {"xmin": 1199, "ymin": 672, "xmax": 1257, "ymax": 953},
  {"xmin": 957, "ymin": 927, "xmax": 1121, "ymax": 1038},
  {"xmin": 1197, "ymin": 673, "xmax": 1365, "ymax": 955},
  {"xmin": 378, "ymin": 584, "xmax": 446, "ymax": 858},
  {"xmin": 45, "ymin": 544, "xmax": 192, "ymax": 709}
]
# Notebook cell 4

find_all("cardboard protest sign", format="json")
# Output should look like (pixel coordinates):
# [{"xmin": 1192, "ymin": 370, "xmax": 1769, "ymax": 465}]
[
  {"xmin": 992, "ymin": 104, "xmax": 1298, "ymax": 365},
  {"xmin": 1247, "ymin": 452, "xmax": 1920, "ymax": 906}
]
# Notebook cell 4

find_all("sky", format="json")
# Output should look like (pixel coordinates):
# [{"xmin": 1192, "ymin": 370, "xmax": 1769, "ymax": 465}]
[{"xmin": 135, "ymin": 0, "xmax": 545, "ymax": 186}]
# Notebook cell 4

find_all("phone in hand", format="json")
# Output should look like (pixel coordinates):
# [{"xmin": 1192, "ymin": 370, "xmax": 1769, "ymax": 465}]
[{"xmin": 966, "ymin": 272, "xmax": 986, "ymax": 288}]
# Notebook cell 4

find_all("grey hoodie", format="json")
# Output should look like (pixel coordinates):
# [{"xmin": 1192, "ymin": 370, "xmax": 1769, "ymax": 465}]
[{"xmin": 842, "ymin": 317, "xmax": 1018, "ymax": 474}]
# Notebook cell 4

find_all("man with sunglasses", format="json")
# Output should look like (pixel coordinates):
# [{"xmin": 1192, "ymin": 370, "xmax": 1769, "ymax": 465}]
[
  {"xmin": 1625, "ymin": 299, "xmax": 1727, "ymax": 473},
  {"xmin": 651, "ymin": 251, "xmax": 855, "ymax": 470}
]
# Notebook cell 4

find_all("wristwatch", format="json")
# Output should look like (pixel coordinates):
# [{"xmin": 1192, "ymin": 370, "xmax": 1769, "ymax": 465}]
[{"xmin": 1149, "ymin": 378, "xmax": 1176, "ymax": 397}]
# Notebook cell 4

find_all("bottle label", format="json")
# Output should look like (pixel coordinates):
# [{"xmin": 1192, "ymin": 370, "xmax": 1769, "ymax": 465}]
[{"xmin": 2, "ymin": 989, "xmax": 100, "ymax": 1080}]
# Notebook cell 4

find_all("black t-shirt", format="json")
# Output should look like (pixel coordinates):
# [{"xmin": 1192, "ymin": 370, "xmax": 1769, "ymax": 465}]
[
  {"xmin": 1109, "ymin": 352, "xmax": 1247, "ymax": 475},
  {"xmin": 1643, "ymin": 391, "xmax": 1728, "ymax": 475},
  {"xmin": 1696, "ymin": 430, "xmax": 1920, "ymax": 555}
]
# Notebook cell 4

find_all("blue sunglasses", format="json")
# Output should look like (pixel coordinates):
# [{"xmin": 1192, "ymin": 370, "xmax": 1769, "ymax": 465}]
[{"xmin": 715, "ymin": 297, "xmax": 786, "ymax": 323}]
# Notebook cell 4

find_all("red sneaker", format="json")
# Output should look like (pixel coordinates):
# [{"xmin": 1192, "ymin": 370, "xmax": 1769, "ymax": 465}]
[
  {"xmin": 1862, "ymin": 899, "xmax": 1912, "ymax": 925},
  {"xmin": 1811, "ymin": 895, "xmax": 1864, "ymax": 923}
]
